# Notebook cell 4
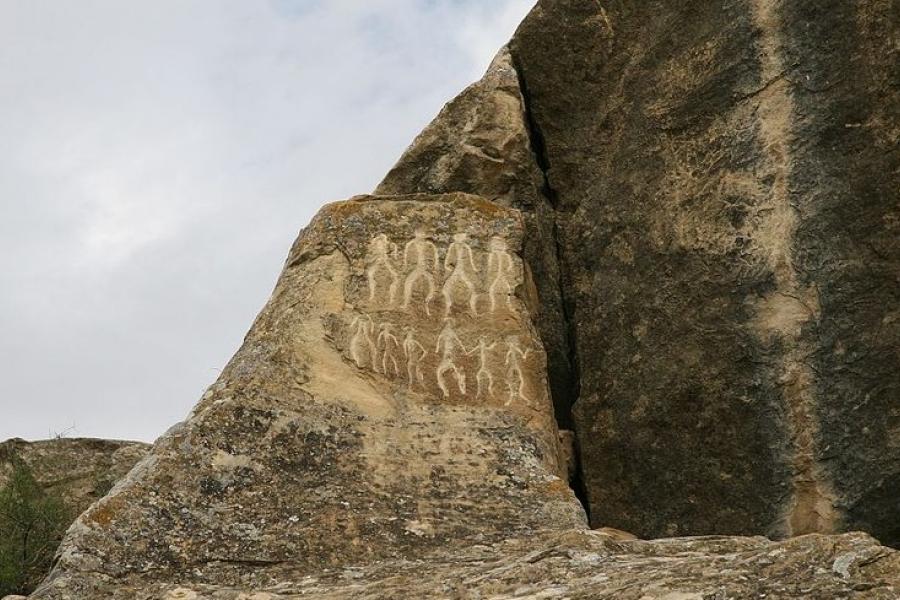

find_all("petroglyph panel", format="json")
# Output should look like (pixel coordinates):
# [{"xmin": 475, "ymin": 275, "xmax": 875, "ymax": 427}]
[
  {"xmin": 338, "ymin": 314, "xmax": 541, "ymax": 410},
  {"xmin": 359, "ymin": 231, "xmax": 525, "ymax": 317},
  {"xmin": 318, "ymin": 196, "xmax": 551, "ymax": 417}
]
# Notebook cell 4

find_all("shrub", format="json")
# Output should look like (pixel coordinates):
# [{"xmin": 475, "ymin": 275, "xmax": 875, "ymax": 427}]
[{"xmin": 0, "ymin": 461, "xmax": 71, "ymax": 596}]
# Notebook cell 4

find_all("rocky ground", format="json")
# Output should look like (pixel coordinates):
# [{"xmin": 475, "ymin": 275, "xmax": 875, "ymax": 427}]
[{"xmin": 30, "ymin": 532, "xmax": 900, "ymax": 599}]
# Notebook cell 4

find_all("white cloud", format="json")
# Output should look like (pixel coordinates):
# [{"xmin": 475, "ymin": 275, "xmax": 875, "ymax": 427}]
[{"xmin": 0, "ymin": 1, "xmax": 537, "ymax": 442}]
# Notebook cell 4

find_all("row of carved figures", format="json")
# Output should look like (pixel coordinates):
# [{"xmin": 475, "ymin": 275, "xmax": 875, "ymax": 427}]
[
  {"xmin": 365, "ymin": 231, "xmax": 517, "ymax": 316},
  {"xmin": 349, "ymin": 316, "xmax": 532, "ymax": 404}
]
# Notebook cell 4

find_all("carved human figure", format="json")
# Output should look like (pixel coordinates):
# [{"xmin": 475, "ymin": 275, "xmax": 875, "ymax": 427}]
[
  {"xmin": 366, "ymin": 234, "xmax": 399, "ymax": 305},
  {"xmin": 442, "ymin": 232, "xmax": 480, "ymax": 316},
  {"xmin": 402, "ymin": 229, "xmax": 439, "ymax": 314},
  {"xmin": 435, "ymin": 319, "xmax": 467, "ymax": 397},
  {"xmin": 377, "ymin": 322, "xmax": 402, "ymax": 377},
  {"xmin": 349, "ymin": 315, "xmax": 377, "ymax": 371},
  {"xmin": 504, "ymin": 335, "xmax": 531, "ymax": 405},
  {"xmin": 467, "ymin": 336, "xmax": 498, "ymax": 399},
  {"xmin": 402, "ymin": 328, "xmax": 427, "ymax": 388},
  {"xmin": 487, "ymin": 236, "xmax": 516, "ymax": 313}
]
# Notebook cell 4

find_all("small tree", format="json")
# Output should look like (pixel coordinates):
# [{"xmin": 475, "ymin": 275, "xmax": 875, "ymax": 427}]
[{"xmin": 0, "ymin": 462, "xmax": 71, "ymax": 596}]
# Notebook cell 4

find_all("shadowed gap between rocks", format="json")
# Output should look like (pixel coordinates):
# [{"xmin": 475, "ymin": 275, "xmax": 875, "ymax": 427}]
[{"xmin": 510, "ymin": 49, "xmax": 591, "ymax": 521}]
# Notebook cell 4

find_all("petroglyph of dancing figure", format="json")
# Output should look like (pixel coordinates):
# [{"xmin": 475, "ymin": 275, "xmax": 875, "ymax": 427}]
[
  {"xmin": 367, "ymin": 234, "xmax": 399, "ymax": 305},
  {"xmin": 442, "ymin": 232, "xmax": 479, "ymax": 316},
  {"xmin": 467, "ymin": 337, "xmax": 498, "ymax": 399},
  {"xmin": 402, "ymin": 328, "xmax": 427, "ymax": 387},
  {"xmin": 349, "ymin": 315, "xmax": 377, "ymax": 370},
  {"xmin": 487, "ymin": 236, "xmax": 516, "ymax": 313},
  {"xmin": 402, "ymin": 229, "xmax": 439, "ymax": 314},
  {"xmin": 504, "ymin": 336, "xmax": 531, "ymax": 405},
  {"xmin": 377, "ymin": 322, "xmax": 402, "ymax": 377},
  {"xmin": 435, "ymin": 320, "xmax": 467, "ymax": 397}
]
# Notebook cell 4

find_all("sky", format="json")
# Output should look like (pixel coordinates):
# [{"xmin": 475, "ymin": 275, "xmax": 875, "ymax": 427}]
[{"xmin": 0, "ymin": 0, "xmax": 537, "ymax": 443}]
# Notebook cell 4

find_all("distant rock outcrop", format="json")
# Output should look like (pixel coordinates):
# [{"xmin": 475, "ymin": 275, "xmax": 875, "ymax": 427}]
[
  {"xmin": 23, "ymin": 1, "xmax": 900, "ymax": 598},
  {"xmin": 0, "ymin": 438, "xmax": 149, "ymax": 517}
]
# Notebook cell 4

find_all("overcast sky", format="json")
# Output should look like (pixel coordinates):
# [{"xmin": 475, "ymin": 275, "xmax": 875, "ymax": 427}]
[{"xmin": 0, "ymin": 0, "xmax": 536, "ymax": 443}]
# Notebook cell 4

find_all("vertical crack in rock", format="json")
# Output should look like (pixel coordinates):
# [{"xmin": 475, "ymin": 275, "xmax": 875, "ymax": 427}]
[
  {"xmin": 374, "ymin": 47, "xmax": 586, "ymax": 509},
  {"xmin": 509, "ymin": 57, "xmax": 557, "ymax": 210},
  {"xmin": 749, "ymin": 0, "xmax": 838, "ymax": 537},
  {"xmin": 375, "ymin": 47, "xmax": 578, "ymax": 436},
  {"xmin": 510, "ymin": 49, "xmax": 589, "ymax": 519}
]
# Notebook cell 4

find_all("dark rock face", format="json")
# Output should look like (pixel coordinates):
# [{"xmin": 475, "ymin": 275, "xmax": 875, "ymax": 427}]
[
  {"xmin": 510, "ymin": 0, "xmax": 899, "ymax": 543},
  {"xmin": 777, "ymin": 0, "xmax": 900, "ymax": 549},
  {"xmin": 510, "ymin": 0, "xmax": 794, "ymax": 541}
]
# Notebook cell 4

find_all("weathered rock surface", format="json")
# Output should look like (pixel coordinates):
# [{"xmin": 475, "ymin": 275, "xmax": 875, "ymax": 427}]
[
  {"xmin": 508, "ymin": 0, "xmax": 900, "ymax": 543},
  {"xmin": 0, "ymin": 438, "xmax": 149, "ymax": 515},
  {"xmin": 30, "ymin": 194, "xmax": 584, "ymax": 598},
  {"xmin": 32, "ymin": 531, "xmax": 900, "ymax": 598},
  {"xmin": 376, "ymin": 0, "xmax": 900, "ymax": 545}
]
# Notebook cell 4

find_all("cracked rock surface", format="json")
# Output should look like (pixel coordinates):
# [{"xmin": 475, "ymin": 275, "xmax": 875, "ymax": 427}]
[{"xmin": 33, "ymin": 532, "xmax": 900, "ymax": 599}]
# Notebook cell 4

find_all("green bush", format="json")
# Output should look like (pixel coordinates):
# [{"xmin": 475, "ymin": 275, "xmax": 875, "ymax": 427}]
[{"xmin": 0, "ymin": 462, "xmax": 71, "ymax": 596}]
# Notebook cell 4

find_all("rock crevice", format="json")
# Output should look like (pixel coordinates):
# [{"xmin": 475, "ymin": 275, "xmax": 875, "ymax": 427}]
[{"xmin": 509, "ymin": 47, "xmax": 588, "ymax": 514}]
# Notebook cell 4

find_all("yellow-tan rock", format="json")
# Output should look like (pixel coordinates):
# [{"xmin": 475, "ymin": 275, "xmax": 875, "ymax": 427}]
[{"xmin": 31, "ymin": 195, "xmax": 584, "ymax": 598}]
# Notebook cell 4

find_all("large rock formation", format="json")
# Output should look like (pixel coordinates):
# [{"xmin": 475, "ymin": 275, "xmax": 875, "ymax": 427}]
[
  {"xmin": 23, "ymin": 1, "xmax": 900, "ymax": 598},
  {"xmin": 0, "ymin": 438, "xmax": 149, "ymax": 516},
  {"xmin": 29, "ymin": 195, "xmax": 585, "ymax": 598},
  {"xmin": 509, "ymin": 0, "xmax": 900, "ymax": 544},
  {"xmin": 379, "ymin": 0, "xmax": 900, "ymax": 546}
]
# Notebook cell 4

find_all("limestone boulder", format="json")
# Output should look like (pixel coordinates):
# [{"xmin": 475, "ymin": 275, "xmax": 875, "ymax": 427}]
[{"xmin": 31, "ymin": 194, "xmax": 584, "ymax": 598}]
